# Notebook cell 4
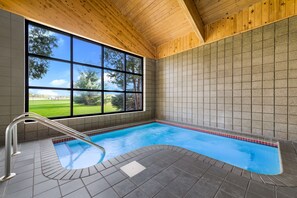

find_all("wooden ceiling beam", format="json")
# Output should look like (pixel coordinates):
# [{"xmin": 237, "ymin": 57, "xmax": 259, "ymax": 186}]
[{"xmin": 177, "ymin": 0, "xmax": 205, "ymax": 43}]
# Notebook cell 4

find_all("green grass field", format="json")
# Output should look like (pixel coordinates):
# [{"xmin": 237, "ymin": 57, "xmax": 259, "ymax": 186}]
[{"xmin": 29, "ymin": 99, "xmax": 118, "ymax": 117}]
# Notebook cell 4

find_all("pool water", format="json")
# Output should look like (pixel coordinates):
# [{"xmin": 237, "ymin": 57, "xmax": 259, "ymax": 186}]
[{"xmin": 54, "ymin": 122, "xmax": 281, "ymax": 175}]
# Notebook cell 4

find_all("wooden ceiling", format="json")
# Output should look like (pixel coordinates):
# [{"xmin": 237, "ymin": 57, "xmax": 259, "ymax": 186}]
[
  {"xmin": 110, "ymin": 0, "xmax": 263, "ymax": 46},
  {"xmin": 109, "ymin": 0, "xmax": 194, "ymax": 46},
  {"xmin": 0, "ymin": 0, "xmax": 156, "ymax": 58},
  {"xmin": 195, "ymin": 0, "xmax": 262, "ymax": 24},
  {"xmin": 0, "ymin": 0, "xmax": 295, "ymax": 59}
]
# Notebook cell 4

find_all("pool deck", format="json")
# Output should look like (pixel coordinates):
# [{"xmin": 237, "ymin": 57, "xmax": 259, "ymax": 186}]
[{"xmin": 1, "ymin": 136, "xmax": 297, "ymax": 198}]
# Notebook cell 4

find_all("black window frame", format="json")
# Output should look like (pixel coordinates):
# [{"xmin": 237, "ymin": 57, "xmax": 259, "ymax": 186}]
[{"xmin": 25, "ymin": 20, "xmax": 144, "ymax": 119}]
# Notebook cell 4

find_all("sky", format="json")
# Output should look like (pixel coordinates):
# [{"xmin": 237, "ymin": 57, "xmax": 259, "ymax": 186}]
[{"xmin": 29, "ymin": 25, "xmax": 141, "ymax": 97}]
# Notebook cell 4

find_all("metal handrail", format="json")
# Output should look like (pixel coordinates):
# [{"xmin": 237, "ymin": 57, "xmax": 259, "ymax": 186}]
[
  {"xmin": 0, "ymin": 113, "xmax": 105, "ymax": 182},
  {"xmin": 14, "ymin": 112, "xmax": 90, "ymax": 139},
  {"xmin": 11, "ymin": 112, "xmax": 91, "ymax": 155}
]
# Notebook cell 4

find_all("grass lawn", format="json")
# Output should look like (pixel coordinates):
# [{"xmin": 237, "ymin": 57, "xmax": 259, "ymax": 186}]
[{"xmin": 29, "ymin": 100, "xmax": 118, "ymax": 117}]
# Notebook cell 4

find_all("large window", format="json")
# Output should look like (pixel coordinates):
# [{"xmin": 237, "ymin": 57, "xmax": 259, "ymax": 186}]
[{"xmin": 26, "ymin": 21, "xmax": 143, "ymax": 118}]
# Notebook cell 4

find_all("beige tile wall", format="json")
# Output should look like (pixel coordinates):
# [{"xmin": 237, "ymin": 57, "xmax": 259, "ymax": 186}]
[
  {"xmin": 156, "ymin": 16, "xmax": 297, "ymax": 141},
  {"xmin": 0, "ymin": 10, "xmax": 156, "ymax": 145}
]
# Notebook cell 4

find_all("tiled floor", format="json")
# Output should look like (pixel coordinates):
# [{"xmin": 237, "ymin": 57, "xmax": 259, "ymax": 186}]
[{"xmin": 1, "ymin": 139, "xmax": 297, "ymax": 198}]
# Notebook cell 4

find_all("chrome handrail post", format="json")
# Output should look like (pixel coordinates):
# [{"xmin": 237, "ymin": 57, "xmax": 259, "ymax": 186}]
[
  {"xmin": 12, "ymin": 125, "xmax": 20, "ymax": 156},
  {"xmin": 0, "ymin": 124, "xmax": 16, "ymax": 181}
]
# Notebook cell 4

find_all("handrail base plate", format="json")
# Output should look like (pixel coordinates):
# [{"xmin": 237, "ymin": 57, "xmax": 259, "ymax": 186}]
[
  {"xmin": 0, "ymin": 173, "xmax": 16, "ymax": 182},
  {"xmin": 11, "ymin": 151, "xmax": 21, "ymax": 156}
]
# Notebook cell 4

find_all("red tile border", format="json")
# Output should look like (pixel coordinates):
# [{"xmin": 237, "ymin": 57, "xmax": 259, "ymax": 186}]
[
  {"xmin": 156, "ymin": 120, "xmax": 278, "ymax": 148},
  {"xmin": 52, "ymin": 120, "xmax": 278, "ymax": 148}
]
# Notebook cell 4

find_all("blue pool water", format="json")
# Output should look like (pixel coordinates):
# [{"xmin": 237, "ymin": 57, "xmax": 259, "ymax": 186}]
[{"xmin": 54, "ymin": 122, "xmax": 281, "ymax": 175}]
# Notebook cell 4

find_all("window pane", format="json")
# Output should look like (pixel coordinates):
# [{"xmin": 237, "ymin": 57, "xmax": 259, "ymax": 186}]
[
  {"xmin": 126, "ymin": 93, "xmax": 142, "ymax": 111},
  {"xmin": 104, "ymin": 92, "xmax": 124, "ymax": 113},
  {"xmin": 28, "ymin": 24, "xmax": 70, "ymax": 60},
  {"xmin": 126, "ymin": 55, "xmax": 142, "ymax": 74},
  {"xmin": 73, "ymin": 64, "xmax": 101, "ymax": 90},
  {"xmin": 126, "ymin": 74, "xmax": 142, "ymax": 92},
  {"xmin": 104, "ymin": 48, "xmax": 124, "ymax": 70},
  {"xmin": 29, "ymin": 89, "xmax": 70, "ymax": 117},
  {"xmin": 73, "ymin": 38, "xmax": 101, "ymax": 66},
  {"xmin": 104, "ymin": 70, "xmax": 124, "ymax": 91},
  {"xmin": 29, "ymin": 57, "xmax": 70, "ymax": 88},
  {"xmin": 73, "ymin": 91, "xmax": 101, "ymax": 115}
]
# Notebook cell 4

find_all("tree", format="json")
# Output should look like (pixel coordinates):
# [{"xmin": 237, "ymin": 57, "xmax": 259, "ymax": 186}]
[
  {"xmin": 73, "ymin": 69, "xmax": 101, "ymax": 105},
  {"xmin": 28, "ymin": 26, "xmax": 58, "ymax": 80},
  {"xmin": 126, "ymin": 55, "xmax": 142, "ymax": 110},
  {"xmin": 104, "ymin": 49, "xmax": 142, "ymax": 110}
]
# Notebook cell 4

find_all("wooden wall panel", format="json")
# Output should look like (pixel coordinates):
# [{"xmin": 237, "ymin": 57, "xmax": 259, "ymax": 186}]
[
  {"xmin": 157, "ymin": 32, "xmax": 200, "ymax": 58},
  {"xmin": 157, "ymin": 0, "xmax": 297, "ymax": 58},
  {"xmin": 0, "ymin": 0, "xmax": 156, "ymax": 58}
]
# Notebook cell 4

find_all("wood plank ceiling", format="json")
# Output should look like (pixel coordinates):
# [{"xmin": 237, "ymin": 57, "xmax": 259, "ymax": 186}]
[
  {"xmin": 109, "ymin": 0, "xmax": 194, "ymax": 46},
  {"xmin": 0, "ymin": 0, "xmax": 295, "ymax": 59},
  {"xmin": 0, "ymin": 0, "xmax": 156, "ymax": 58},
  {"xmin": 195, "ymin": 0, "xmax": 262, "ymax": 24},
  {"xmin": 111, "ymin": 0, "xmax": 263, "ymax": 47}
]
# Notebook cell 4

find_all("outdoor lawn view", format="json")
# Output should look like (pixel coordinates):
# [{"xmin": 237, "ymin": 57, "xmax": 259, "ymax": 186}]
[{"xmin": 27, "ymin": 23, "xmax": 143, "ymax": 118}]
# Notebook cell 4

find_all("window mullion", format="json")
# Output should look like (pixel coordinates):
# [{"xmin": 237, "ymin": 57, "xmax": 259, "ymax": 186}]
[
  {"xmin": 70, "ymin": 35, "xmax": 74, "ymax": 117},
  {"xmin": 124, "ymin": 54, "xmax": 127, "ymax": 112},
  {"xmin": 101, "ymin": 47, "xmax": 104, "ymax": 114}
]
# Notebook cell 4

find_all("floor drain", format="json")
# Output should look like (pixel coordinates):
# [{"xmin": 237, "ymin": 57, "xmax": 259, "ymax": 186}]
[{"xmin": 120, "ymin": 161, "xmax": 146, "ymax": 177}]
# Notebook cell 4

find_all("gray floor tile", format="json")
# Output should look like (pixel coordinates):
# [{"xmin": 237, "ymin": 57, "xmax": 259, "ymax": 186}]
[
  {"xmin": 207, "ymin": 166, "xmax": 229, "ymax": 178},
  {"xmin": 164, "ymin": 172, "xmax": 197, "ymax": 197},
  {"xmin": 130, "ymin": 164, "xmax": 160, "ymax": 186},
  {"xmin": 82, "ymin": 172, "xmax": 103, "ymax": 185},
  {"xmin": 225, "ymin": 173, "xmax": 249, "ymax": 189},
  {"xmin": 80, "ymin": 168, "xmax": 90, "ymax": 177},
  {"xmin": 101, "ymin": 166, "xmax": 117, "ymax": 177},
  {"xmin": 105, "ymin": 171, "xmax": 127, "ymax": 186},
  {"xmin": 93, "ymin": 187, "xmax": 119, "ymax": 198},
  {"xmin": 34, "ymin": 174, "xmax": 50, "ymax": 185},
  {"xmin": 71, "ymin": 169, "xmax": 83, "ymax": 179},
  {"xmin": 219, "ymin": 182, "xmax": 246, "ymax": 198},
  {"xmin": 245, "ymin": 191, "xmax": 265, "ymax": 198},
  {"xmin": 14, "ymin": 164, "xmax": 34, "ymax": 174},
  {"xmin": 5, "ymin": 186, "xmax": 32, "ymax": 198},
  {"xmin": 247, "ymin": 180, "xmax": 275, "ymax": 198},
  {"xmin": 139, "ymin": 179, "xmax": 163, "ymax": 198},
  {"xmin": 277, "ymin": 186, "xmax": 297, "ymax": 198},
  {"xmin": 14, "ymin": 158, "xmax": 34, "ymax": 168},
  {"xmin": 95, "ymin": 163, "xmax": 105, "ymax": 172},
  {"xmin": 9, "ymin": 170, "xmax": 34, "ymax": 184},
  {"xmin": 226, "ymin": 173, "xmax": 249, "ymax": 188},
  {"xmin": 154, "ymin": 189, "xmax": 177, "ymax": 198},
  {"xmin": 60, "ymin": 179, "xmax": 84, "ymax": 196},
  {"xmin": 185, "ymin": 174, "xmax": 223, "ymax": 198},
  {"xmin": 34, "ymin": 180, "xmax": 58, "ymax": 196},
  {"xmin": 6, "ymin": 177, "xmax": 33, "ymax": 195},
  {"xmin": 113, "ymin": 179, "xmax": 137, "ymax": 197},
  {"xmin": 153, "ymin": 166, "xmax": 181, "ymax": 186},
  {"xmin": 58, "ymin": 180, "xmax": 71, "ymax": 185},
  {"xmin": 86, "ymin": 178, "xmax": 110, "ymax": 196},
  {"xmin": 34, "ymin": 187, "xmax": 61, "ymax": 198},
  {"xmin": 63, "ymin": 187, "xmax": 91, "ymax": 198},
  {"xmin": 215, "ymin": 190, "xmax": 237, "ymax": 198},
  {"xmin": 125, "ymin": 188, "xmax": 149, "ymax": 198}
]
